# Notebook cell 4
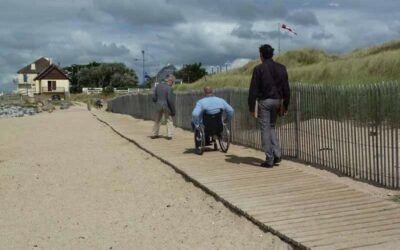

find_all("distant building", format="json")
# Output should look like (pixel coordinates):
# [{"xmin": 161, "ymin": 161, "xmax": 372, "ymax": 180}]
[
  {"xmin": 156, "ymin": 64, "xmax": 176, "ymax": 82},
  {"xmin": 153, "ymin": 64, "xmax": 182, "ymax": 87},
  {"xmin": 17, "ymin": 57, "xmax": 70, "ymax": 99}
]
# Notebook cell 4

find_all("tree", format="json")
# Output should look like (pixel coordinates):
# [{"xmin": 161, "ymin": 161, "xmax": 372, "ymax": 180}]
[
  {"xmin": 175, "ymin": 63, "xmax": 207, "ymax": 83},
  {"xmin": 72, "ymin": 62, "xmax": 138, "ymax": 90},
  {"xmin": 64, "ymin": 62, "xmax": 101, "ymax": 93},
  {"xmin": 110, "ymin": 72, "xmax": 137, "ymax": 88}
]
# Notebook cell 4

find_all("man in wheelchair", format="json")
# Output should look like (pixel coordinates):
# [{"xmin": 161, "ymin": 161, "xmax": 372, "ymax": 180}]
[{"xmin": 192, "ymin": 87, "xmax": 234, "ymax": 155}]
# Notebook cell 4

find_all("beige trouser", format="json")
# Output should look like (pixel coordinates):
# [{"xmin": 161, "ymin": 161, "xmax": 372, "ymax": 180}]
[{"xmin": 152, "ymin": 110, "xmax": 174, "ymax": 137}]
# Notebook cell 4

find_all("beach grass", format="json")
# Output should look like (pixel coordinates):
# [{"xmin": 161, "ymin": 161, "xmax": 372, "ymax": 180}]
[{"xmin": 175, "ymin": 40, "xmax": 400, "ymax": 92}]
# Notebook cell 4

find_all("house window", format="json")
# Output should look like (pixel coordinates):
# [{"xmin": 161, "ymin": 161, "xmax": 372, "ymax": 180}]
[
  {"xmin": 47, "ymin": 81, "xmax": 56, "ymax": 91},
  {"xmin": 23, "ymin": 74, "xmax": 28, "ymax": 83}
]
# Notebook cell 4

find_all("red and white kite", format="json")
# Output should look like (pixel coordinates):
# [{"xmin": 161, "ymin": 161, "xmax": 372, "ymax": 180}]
[{"xmin": 281, "ymin": 24, "xmax": 297, "ymax": 35}]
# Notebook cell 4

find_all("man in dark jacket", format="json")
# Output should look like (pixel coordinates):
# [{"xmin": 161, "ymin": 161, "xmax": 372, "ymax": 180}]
[
  {"xmin": 248, "ymin": 44, "xmax": 290, "ymax": 168},
  {"xmin": 151, "ymin": 74, "xmax": 176, "ymax": 140}
]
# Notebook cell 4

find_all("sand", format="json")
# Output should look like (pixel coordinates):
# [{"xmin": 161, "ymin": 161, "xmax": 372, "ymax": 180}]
[{"xmin": 0, "ymin": 105, "xmax": 292, "ymax": 250}]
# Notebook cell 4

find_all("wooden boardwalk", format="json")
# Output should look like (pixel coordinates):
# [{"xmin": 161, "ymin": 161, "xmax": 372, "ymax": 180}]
[{"xmin": 92, "ymin": 110, "xmax": 400, "ymax": 250}]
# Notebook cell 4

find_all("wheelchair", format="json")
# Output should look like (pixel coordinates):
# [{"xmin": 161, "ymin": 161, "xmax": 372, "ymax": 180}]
[{"xmin": 194, "ymin": 110, "xmax": 230, "ymax": 155}]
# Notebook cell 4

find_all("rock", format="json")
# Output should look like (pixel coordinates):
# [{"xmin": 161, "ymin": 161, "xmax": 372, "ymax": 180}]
[{"xmin": 0, "ymin": 105, "xmax": 37, "ymax": 118}]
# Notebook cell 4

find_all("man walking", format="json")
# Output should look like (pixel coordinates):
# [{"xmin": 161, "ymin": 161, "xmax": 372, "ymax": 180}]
[
  {"xmin": 151, "ymin": 74, "xmax": 176, "ymax": 140},
  {"xmin": 248, "ymin": 44, "xmax": 290, "ymax": 168}
]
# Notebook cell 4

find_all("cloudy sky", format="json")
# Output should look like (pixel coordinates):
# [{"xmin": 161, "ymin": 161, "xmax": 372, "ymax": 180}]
[{"xmin": 1, "ymin": 0, "xmax": 400, "ymax": 91}]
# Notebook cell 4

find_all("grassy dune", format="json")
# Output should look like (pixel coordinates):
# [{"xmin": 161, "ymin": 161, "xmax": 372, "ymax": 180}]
[{"xmin": 175, "ymin": 40, "xmax": 400, "ymax": 91}]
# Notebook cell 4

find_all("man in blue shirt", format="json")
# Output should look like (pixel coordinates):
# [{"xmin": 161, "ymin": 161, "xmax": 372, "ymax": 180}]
[{"xmin": 192, "ymin": 86, "xmax": 234, "ymax": 146}]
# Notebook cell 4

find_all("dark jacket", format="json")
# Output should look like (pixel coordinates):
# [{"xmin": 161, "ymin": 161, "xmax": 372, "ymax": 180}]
[
  {"xmin": 152, "ymin": 82, "xmax": 176, "ymax": 115},
  {"xmin": 248, "ymin": 59, "xmax": 290, "ymax": 112}
]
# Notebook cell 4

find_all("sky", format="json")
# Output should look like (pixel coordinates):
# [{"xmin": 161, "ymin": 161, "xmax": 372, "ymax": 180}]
[{"xmin": 1, "ymin": 0, "xmax": 400, "ymax": 92}]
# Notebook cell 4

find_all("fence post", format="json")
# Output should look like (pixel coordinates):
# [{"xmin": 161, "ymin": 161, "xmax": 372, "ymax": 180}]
[{"xmin": 295, "ymin": 88, "xmax": 301, "ymax": 159}]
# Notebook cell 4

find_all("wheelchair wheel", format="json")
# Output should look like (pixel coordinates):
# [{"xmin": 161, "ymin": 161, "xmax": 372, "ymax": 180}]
[
  {"xmin": 194, "ymin": 127, "xmax": 205, "ymax": 155},
  {"xmin": 218, "ymin": 124, "xmax": 230, "ymax": 153}
]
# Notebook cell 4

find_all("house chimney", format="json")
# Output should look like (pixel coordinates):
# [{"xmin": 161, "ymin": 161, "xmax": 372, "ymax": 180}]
[{"xmin": 31, "ymin": 63, "xmax": 36, "ymax": 70}]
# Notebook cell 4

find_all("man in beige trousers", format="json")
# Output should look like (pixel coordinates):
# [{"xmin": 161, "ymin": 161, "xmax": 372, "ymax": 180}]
[{"xmin": 151, "ymin": 75, "xmax": 176, "ymax": 140}]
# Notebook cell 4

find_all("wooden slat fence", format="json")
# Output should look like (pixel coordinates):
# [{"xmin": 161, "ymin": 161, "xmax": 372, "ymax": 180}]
[{"xmin": 107, "ymin": 82, "xmax": 400, "ymax": 188}]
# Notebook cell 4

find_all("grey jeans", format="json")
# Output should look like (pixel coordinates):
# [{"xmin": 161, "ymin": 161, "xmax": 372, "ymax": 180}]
[{"xmin": 258, "ymin": 99, "xmax": 281, "ymax": 164}]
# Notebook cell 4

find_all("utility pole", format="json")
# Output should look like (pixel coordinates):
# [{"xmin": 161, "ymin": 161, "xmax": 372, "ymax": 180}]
[
  {"xmin": 278, "ymin": 23, "xmax": 281, "ymax": 54},
  {"xmin": 141, "ymin": 50, "xmax": 145, "ymax": 84}
]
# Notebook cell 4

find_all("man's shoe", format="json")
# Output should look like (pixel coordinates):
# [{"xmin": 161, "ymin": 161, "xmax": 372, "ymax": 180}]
[
  {"xmin": 274, "ymin": 157, "xmax": 282, "ymax": 165},
  {"xmin": 260, "ymin": 161, "xmax": 274, "ymax": 168},
  {"xmin": 150, "ymin": 135, "xmax": 159, "ymax": 139}
]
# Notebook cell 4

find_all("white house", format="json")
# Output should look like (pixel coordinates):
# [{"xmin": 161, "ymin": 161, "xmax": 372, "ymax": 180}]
[{"xmin": 17, "ymin": 57, "xmax": 70, "ymax": 99}]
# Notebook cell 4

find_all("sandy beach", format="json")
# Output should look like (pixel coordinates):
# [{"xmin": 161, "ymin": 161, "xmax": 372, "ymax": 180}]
[{"xmin": 0, "ymin": 105, "xmax": 292, "ymax": 250}]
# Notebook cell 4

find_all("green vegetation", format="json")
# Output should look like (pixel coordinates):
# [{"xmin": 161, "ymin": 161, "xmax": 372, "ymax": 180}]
[
  {"xmin": 70, "ymin": 93, "xmax": 120, "ymax": 103},
  {"xmin": 175, "ymin": 62, "xmax": 208, "ymax": 83},
  {"xmin": 175, "ymin": 40, "xmax": 400, "ymax": 92},
  {"xmin": 64, "ymin": 62, "xmax": 101, "ymax": 93},
  {"xmin": 64, "ymin": 62, "xmax": 139, "ymax": 93}
]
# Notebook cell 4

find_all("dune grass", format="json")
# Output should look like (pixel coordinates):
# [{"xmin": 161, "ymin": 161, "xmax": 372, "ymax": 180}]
[{"xmin": 175, "ymin": 40, "xmax": 400, "ymax": 92}]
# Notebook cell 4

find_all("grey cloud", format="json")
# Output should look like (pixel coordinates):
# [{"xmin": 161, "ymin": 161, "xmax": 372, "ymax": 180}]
[
  {"xmin": 44, "ymin": 40, "xmax": 132, "ymax": 66},
  {"xmin": 165, "ymin": 0, "xmax": 288, "ymax": 22},
  {"xmin": 0, "ymin": 31, "xmax": 44, "ymax": 50},
  {"xmin": 288, "ymin": 10, "xmax": 319, "ymax": 26},
  {"xmin": 231, "ymin": 23, "xmax": 292, "ymax": 40},
  {"xmin": 389, "ymin": 21, "xmax": 400, "ymax": 34},
  {"xmin": 78, "ymin": 8, "xmax": 115, "ymax": 23},
  {"xmin": 0, "ymin": 52, "xmax": 31, "ymax": 91},
  {"xmin": 334, "ymin": 0, "xmax": 399, "ymax": 11},
  {"xmin": 0, "ymin": 0, "xmax": 84, "ymax": 24},
  {"xmin": 312, "ymin": 31, "xmax": 334, "ymax": 40},
  {"xmin": 267, "ymin": 31, "xmax": 292, "ymax": 40},
  {"xmin": 93, "ymin": 0, "xmax": 186, "ymax": 26},
  {"xmin": 231, "ymin": 23, "xmax": 266, "ymax": 39},
  {"xmin": 283, "ymin": 0, "xmax": 398, "ymax": 12},
  {"xmin": 1, "ymin": 52, "xmax": 31, "ymax": 70},
  {"xmin": 328, "ymin": 2, "xmax": 340, "ymax": 7},
  {"xmin": 87, "ymin": 43, "xmax": 131, "ymax": 57},
  {"xmin": 144, "ymin": 24, "xmax": 287, "ymax": 68},
  {"xmin": 144, "ymin": 29, "xmax": 240, "ymax": 66},
  {"xmin": 2, "ymin": 0, "xmax": 400, "ymax": 90}
]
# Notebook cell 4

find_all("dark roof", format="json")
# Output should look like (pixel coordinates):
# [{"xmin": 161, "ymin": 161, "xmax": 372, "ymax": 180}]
[
  {"xmin": 17, "ymin": 57, "xmax": 51, "ymax": 74},
  {"xmin": 34, "ymin": 64, "xmax": 69, "ymax": 81}
]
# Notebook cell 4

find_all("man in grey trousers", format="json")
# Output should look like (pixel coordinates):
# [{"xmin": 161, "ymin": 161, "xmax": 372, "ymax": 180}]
[
  {"xmin": 248, "ymin": 44, "xmax": 290, "ymax": 168},
  {"xmin": 151, "ymin": 74, "xmax": 176, "ymax": 140}
]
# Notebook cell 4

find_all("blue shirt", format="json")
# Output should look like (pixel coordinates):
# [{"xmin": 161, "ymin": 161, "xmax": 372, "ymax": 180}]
[{"xmin": 192, "ymin": 96, "xmax": 234, "ymax": 127}]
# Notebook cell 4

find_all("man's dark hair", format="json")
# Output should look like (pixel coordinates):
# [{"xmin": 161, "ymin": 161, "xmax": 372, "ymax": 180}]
[{"xmin": 259, "ymin": 44, "xmax": 274, "ymax": 59}]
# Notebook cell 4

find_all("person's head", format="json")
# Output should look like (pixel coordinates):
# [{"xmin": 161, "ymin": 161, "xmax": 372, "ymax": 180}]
[
  {"xmin": 203, "ymin": 86, "xmax": 213, "ymax": 96},
  {"xmin": 165, "ymin": 74, "xmax": 175, "ymax": 86},
  {"xmin": 259, "ymin": 44, "xmax": 274, "ymax": 62}
]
